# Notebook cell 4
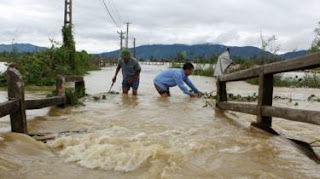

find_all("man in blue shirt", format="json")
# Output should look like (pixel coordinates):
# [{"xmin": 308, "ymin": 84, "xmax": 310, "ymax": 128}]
[
  {"xmin": 154, "ymin": 62, "xmax": 203, "ymax": 97},
  {"xmin": 112, "ymin": 49, "xmax": 141, "ymax": 95}
]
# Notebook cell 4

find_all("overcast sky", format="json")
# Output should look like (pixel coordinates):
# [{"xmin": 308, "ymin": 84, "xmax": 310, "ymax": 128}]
[{"xmin": 0, "ymin": 0, "xmax": 319, "ymax": 53}]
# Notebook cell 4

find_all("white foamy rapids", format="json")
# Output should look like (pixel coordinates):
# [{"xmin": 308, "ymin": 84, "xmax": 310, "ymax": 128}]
[{"xmin": 48, "ymin": 126, "xmax": 209, "ymax": 173}]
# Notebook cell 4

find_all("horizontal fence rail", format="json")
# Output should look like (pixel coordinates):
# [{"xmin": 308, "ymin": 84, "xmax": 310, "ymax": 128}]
[
  {"xmin": 0, "ymin": 100, "xmax": 20, "ymax": 118},
  {"xmin": 217, "ymin": 102, "xmax": 320, "ymax": 125},
  {"xmin": 25, "ymin": 97, "xmax": 66, "ymax": 110},
  {"xmin": 219, "ymin": 52, "xmax": 320, "ymax": 82}
]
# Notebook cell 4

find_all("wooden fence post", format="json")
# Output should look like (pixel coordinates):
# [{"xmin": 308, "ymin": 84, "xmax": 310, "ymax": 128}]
[
  {"xmin": 56, "ymin": 75, "xmax": 65, "ymax": 97},
  {"xmin": 216, "ymin": 79, "xmax": 227, "ymax": 104},
  {"xmin": 56, "ymin": 75, "xmax": 66, "ymax": 107},
  {"xmin": 254, "ymin": 72, "xmax": 274, "ymax": 127},
  {"xmin": 7, "ymin": 65, "xmax": 27, "ymax": 134}
]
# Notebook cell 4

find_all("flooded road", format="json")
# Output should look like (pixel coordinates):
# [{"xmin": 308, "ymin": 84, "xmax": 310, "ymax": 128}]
[{"xmin": 0, "ymin": 65, "xmax": 320, "ymax": 178}]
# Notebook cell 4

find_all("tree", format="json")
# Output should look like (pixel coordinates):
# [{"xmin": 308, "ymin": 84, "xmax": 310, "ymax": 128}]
[
  {"xmin": 309, "ymin": 22, "xmax": 320, "ymax": 54},
  {"xmin": 175, "ymin": 51, "xmax": 187, "ymax": 63},
  {"xmin": 260, "ymin": 31, "xmax": 281, "ymax": 63}
]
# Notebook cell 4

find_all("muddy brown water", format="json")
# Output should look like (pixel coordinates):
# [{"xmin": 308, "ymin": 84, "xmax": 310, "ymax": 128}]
[{"xmin": 0, "ymin": 65, "xmax": 320, "ymax": 179}]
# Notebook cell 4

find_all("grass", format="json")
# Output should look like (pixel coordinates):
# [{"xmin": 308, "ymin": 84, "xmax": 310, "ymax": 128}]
[
  {"xmin": 170, "ymin": 62, "xmax": 182, "ymax": 68},
  {"xmin": 170, "ymin": 62, "xmax": 215, "ymax": 77},
  {"xmin": 193, "ymin": 64, "xmax": 214, "ymax": 77},
  {"xmin": 246, "ymin": 74, "xmax": 320, "ymax": 88}
]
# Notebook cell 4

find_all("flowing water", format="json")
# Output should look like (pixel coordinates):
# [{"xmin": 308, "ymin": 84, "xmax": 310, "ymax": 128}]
[
  {"xmin": 0, "ymin": 62, "xmax": 6, "ymax": 73},
  {"xmin": 0, "ymin": 65, "xmax": 319, "ymax": 179}
]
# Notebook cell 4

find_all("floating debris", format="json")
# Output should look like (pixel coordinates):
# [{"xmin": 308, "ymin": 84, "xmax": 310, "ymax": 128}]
[
  {"xmin": 308, "ymin": 94, "xmax": 320, "ymax": 102},
  {"xmin": 107, "ymin": 90, "xmax": 120, "ymax": 95}
]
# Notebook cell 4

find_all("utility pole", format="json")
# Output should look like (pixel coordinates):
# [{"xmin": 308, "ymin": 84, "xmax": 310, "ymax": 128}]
[
  {"xmin": 133, "ymin": 38, "xmax": 136, "ymax": 58},
  {"xmin": 125, "ymin": 22, "xmax": 131, "ymax": 48},
  {"xmin": 64, "ymin": 0, "xmax": 72, "ymax": 27},
  {"xmin": 63, "ymin": 0, "xmax": 75, "ymax": 70},
  {"xmin": 117, "ymin": 31, "xmax": 125, "ymax": 51}
]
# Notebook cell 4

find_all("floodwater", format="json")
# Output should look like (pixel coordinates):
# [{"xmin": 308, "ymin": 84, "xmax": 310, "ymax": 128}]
[
  {"xmin": 0, "ymin": 62, "xmax": 6, "ymax": 73},
  {"xmin": 0, "ymin": 65, "xmax": 320, "ymax": 179}
]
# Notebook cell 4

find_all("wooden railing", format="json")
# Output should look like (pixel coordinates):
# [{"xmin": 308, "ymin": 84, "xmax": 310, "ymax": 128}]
[
  {"xmin": 216, "ymin": 52, "xmax": 320, "ymax": 129},
  {"xmin": 0, "ymin": 64, "xmax": 85, "ymax": 134}
]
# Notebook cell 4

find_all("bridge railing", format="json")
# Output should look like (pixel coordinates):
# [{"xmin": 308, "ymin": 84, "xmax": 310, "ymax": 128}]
[
  {"xmin": 216, "ymin": 52, "xmax": 320, "ymax": 128},
  {"xmin": 0, "ymin": 64, "xmax": 85, "ymax": 134}
]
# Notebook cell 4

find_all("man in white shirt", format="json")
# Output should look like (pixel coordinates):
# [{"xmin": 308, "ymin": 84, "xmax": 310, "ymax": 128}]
[{"xmin": 214, "ymin": 47, "xmax": 234, "ymax": 77}]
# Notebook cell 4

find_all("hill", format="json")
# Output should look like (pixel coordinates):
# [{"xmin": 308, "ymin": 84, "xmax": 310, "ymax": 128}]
[
  {"xmin": 100, "ymin": 44, "xmax": 307, "ymax": 60},
  {"xmin": 0, "ymin": 43, "xmax": 47, "ymax": 53},
  {"xmin": 0, "ymin": 43, "xmax": 308, "ymax": 60}
]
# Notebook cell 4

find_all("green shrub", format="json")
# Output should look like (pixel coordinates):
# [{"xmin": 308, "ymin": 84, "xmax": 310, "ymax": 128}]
[
  {"xmin": 0, "ymin": 72, "xmax": 7, "ymax": 87},
  {"xmin": 0, "ymin": 25, "xmax": 97, "ymax": 87},
  {"xmin": 2, "ymin": 45, "xmax": 95, "ymax": 87},
  {"xmin": 193, "ymin": 64, "xmax": 214, "ymax": 77},
  {"xmin": 170, "ymin": 62, "xmax": 182, "ymax": 68},
  {"xmin": 65, "ymin": 88, "xmax": 84, "ymax": 106},
  {"xmin": 246, "ymin": 75, "xmax": 320, "ymax": 88}
]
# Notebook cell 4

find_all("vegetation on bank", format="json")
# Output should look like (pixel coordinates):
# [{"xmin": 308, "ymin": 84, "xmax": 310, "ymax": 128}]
[
  {"xmin": 246, "ymin": 74, "xmax": 320, "ymax": 88},
  {"xmin": 0, "ymin": 46, "xmax": 97, "ymax": 87},
  {"xmin": 0, "ymin": 26, "xmax": 99, "ymax": 87},
  {"xmin": 65, "ymin": 88, "xmax": 85, "ymax": 106},
  {"xmin": 193, "ymin": 64, "xmax": 214, "ymax": 77}
]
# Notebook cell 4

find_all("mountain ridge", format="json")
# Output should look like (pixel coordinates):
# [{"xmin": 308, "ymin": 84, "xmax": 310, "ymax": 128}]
[
  {"xmin": 0, "ymin": 43, "xmax": 308, "ymax": 60},
  {"xmin": 99, "ymin": 43, "xmax": 308, "ymax": 60},
  {"xmin": 0, "ymin": 43, "xmax": 47, "ymax": 53}
]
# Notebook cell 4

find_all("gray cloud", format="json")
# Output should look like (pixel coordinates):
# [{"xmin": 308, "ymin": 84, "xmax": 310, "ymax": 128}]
[{"xmin": 0, "ymin": 0, "xmax": 319, "ymax": 53}]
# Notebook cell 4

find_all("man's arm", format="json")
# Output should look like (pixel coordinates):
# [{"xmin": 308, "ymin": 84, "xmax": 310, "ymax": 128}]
[
  {"xmin": 173, "ymin": 72, "xmax": 192, "ymax": 96},
  {"xmin": 112, "ymin": 64, "xmax": 121, "ymax": 83},
  {"xmin": 184, "ymin": 78, "xmax": 200, "ymax": 94}
]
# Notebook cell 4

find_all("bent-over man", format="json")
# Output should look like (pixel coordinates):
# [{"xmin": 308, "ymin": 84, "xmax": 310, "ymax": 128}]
[{"xmin": 154, "ymin": 62, "xmax": 203, "ymax": 98}]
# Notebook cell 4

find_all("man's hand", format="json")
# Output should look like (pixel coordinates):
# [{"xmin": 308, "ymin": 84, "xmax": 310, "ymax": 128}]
[
  {"xmin": 197, "ymin": 92, "xmax": 203, "ymax": 97},
  {"xmin": 190, "ymin": 93, "xmax": 196, "ymax": 98},
  {"xmin": 112, "ymin": 76, "xmax": 117, "ymax": 83}
]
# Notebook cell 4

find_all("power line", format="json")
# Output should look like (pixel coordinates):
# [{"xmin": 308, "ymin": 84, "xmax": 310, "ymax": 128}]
[
  {"xmin": 107, "ymin": 0, "xmax": 123, "ymax": 24},
  {"xmin": 100, "ymin": 0, "xmax": 121, "ymax": 29}
]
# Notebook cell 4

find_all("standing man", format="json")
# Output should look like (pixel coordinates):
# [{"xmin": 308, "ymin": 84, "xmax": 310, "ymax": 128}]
[
  {"xmin": 112, "ymin": 49, "xmax": 141, "ymax": 95},
  {"xmin": 154, "ymin": 62, "xmax": 203, "ymax": 98},
  {"xmin": 214, "ymin": 47, "xmax": 234, "ymax": 77}
]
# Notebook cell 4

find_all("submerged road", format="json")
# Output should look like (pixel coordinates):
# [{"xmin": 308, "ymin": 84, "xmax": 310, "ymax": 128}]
[{"xmin": 0, "ymin": 65, "xmax": 319, "ymax": 178}]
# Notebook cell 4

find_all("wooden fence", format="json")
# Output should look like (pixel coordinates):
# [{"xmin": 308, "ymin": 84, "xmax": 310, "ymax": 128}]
[
  {"xmin": 216, "ymin": 52, "xmax": 320, "ymax": 129},
  {"xmin": 0, "ymin": 64, "xmax": 85, "ymax": 134}
]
